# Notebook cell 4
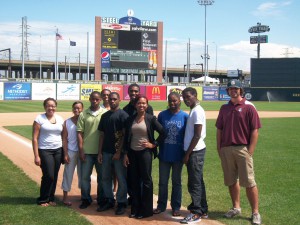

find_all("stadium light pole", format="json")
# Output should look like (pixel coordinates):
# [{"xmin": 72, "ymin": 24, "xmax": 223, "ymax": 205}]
[{"xmin": 197, "ymin": 0, "xmax": 214, "ymax": 86}]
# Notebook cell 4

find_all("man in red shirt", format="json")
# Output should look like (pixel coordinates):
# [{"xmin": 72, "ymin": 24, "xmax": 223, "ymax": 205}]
[{"xmin": 216, "ymin": 79, "xmax": 262, "ymax": 225}]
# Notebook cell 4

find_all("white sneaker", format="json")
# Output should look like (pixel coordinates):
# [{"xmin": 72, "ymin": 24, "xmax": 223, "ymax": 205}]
[
  {"xmin": 224, "ymin": 208, "xmax": 241, "ymax": 218},
  {"xmin": 252, "ymin": 213, "xmax": 262, "ymax": 225}
]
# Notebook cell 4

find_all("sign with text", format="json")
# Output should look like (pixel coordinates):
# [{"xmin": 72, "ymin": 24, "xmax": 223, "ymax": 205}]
[
  {"xmin": 203, "ymin": 86, "xmax": 219, "ymax": 101},
  {"xmin": 142, "ymin": 32, "xmax": 157, "ymax": 51},
  {"xmin": 167, "ymin": 85, "xmax": 186, "ymax": 100},
  {"xmin": 0, "ymin": 82, "xmax": 3, "ymax": 100},
  {"xmin": 101, "ymin": 29, "xmax": 118, "ymax": 49},
  {"xmin": 146, "ymin": 85, "xmax": 167, "ymax": 100},
  {"xmin": 57, "ymin": 84, "xmax": 80, "ymax": 100},
  {"xmin": 219, "ymin": 87, "xmax": 231, "ymax": 101},
  {"xmin": 80, "ymin": 84, "xmax": 102, "ymax": 100},
  {"xmin": 250, "ymin": 35, "xmax": 268, "ymax": 44},
  {"xmin": 32, "ymin": 83, "xmax": 56, "ymax": 100},
  {"xmin": 4, "ymin": 82, "xmax": 31, "ymax": 100},
  {"xmin": 102, "ymin": 84, "xmax": 124, "ymax": 100}
]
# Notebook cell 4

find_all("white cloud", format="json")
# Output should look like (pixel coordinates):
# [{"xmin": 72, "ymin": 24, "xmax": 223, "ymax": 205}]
[{"xmin": 252, "ymin": 1, "xmax": 292, "ymax": 17}]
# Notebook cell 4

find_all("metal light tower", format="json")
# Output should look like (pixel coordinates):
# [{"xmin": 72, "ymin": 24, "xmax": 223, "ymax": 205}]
[{"xmin": 197, "ymin": 0, "xmax": 214, "ymax": 86}]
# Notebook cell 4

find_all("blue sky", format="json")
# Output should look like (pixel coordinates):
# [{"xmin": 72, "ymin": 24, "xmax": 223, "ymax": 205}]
[{"xmin": 0, "ymin": 0, "xmax": 299, "ymax": 72}]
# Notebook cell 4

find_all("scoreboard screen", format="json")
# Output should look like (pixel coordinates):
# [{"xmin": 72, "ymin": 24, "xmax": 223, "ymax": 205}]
[
  {"xmin": 110, "ymin": 50, "xmax": 148, "ymax": 62},
  {"xmin": 118, "ymin": 30, "xmax": 141, "ymax": 50}
]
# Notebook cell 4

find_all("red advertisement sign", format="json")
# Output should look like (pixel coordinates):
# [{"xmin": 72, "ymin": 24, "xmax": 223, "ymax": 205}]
[
  {"xmin": 146, "ymin": 85, "xmax": 166, "ymax": 101},
  {"xmin": 102, "ymin": 84, "xmax": 124, "ymax": 100}
]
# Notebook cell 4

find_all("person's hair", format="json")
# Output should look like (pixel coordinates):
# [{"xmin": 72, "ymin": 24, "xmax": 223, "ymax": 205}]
[
  {"xmin": 168, "ymin": 91, "xmax": 181, "ymax": 100},
  {"xmin": 133, "ymin": 94, "xmax": 148, "ymax": 105},
  {"xmin": 43, "ymin": 97, "xmax": 57, "ymax": 107},
  {"xmin": 128, "ymin": 83, "xmax": 140, "ymax": 92},
  {"xmin": 109, "ymin": 92, "xmax": 120, "ymax": 99},
  {"xmin": 226, "ymin": 87, "xmax": 244, "ymax": 96},
  {"xmin": 90, "ymin": 91, "xmax": 101, "ymax": 98},
  {"xmin": 182, "ymin": 87, "xmax": 197, "ymax": 97},
  {"xmin": 101, "ymin": 88, "xmax": 111, "ymax": 95},
  {"xmin": 72, "ymin": 101, "xmax": 83, "ymax": 108}
]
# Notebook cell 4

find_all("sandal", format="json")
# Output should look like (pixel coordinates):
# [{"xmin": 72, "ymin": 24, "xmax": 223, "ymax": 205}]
[
  {"xmin": 48, "ymin": 201, "xmax": 56, "ymax": 206},
  {"xmin": 40, "ymin": 202, "xmax": 49, "ymax": 207},
  {"xmin": 153, "ymin": 208, "xmax": 162, "ymax": 214},
  {"xmin": 172, "ymin": 210, "xmax": 181, "ymax": 217}
]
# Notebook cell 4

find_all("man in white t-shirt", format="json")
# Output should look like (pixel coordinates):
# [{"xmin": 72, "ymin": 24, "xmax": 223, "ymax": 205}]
[{"xmin": 180, "ymin": 87, "xmax": 208, "ymax": 224}]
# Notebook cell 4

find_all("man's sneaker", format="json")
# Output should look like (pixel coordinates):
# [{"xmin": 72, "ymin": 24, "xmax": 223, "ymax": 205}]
[
  {"xmin": 115, "ymin": 204, "xmax": 126, "ymax": 215},
  {"xmin": 180, "ymin": 213, "xmax": 201, "ymax": 224},
  {"xmin": 79, "ymin": 200, "xmax": 91, "ymax": 209},
  {"xmin": 252, "ymin": 213, "xmax": 262, "ymax": 225},
  {"xmin": 224, "ymin": 208, "xmax": 241, "ymax": 218},
  {"xmin": 96, "ymin": 201, "xmax": 114, "ymax": 212},
  {"xmin": 199, "ymin": 212, "xmax": 208, "ymax": 219}
]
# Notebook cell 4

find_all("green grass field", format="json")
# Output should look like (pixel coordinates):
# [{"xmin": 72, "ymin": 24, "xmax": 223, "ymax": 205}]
[
  {"xmin": 3, "ymin": 117, "xmax": 300, "ymax": 225},
  {"xmin": 0, "ymin": 152, "xmax": 91, "ymax": 225},
  {"xmin": 1, "ymin": 100, "xmax": 300, "ymax": 112}
]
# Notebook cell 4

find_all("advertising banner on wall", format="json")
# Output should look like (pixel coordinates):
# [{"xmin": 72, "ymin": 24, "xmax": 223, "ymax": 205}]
[
  {"xmin": 101, "ymin": 49, "xmax": 111, "ymax": 68},
  {"xmin": 57, "ymin": 84, "xmax": 80, "ymax": 100},
  {"xmin": 80, "ymin": 84, "xmax": 102, "ymax": 100},
  {"xmin": 123, "ymin": 84, "xmax": 146, "ymax": 100},
  {"xmin": 4, "ymin": 82, "xmax": 31, "ymax": 100},
  {"xmin": 101, "ymin": 29, "xmax": 118, "ymax": 49},
  {"xmin": 0, "ymin": 82, "xmax": 3, "ymax": 100},
  {"xmin": 219, "ymin": 87, "xmax": 230, "ymax": 101},
  {"xmin": 102, "ymin": 84, "xmax": 124, "ymax": 100},
  {"xmin": 167, "ymin": 86, "xmax": 186, "ymax": 100},
  {"xmin": 186, "ymin": 86, "xmax": 203, "ymax": 101},
  {"xmin": 146, "ymin": 85, "xmax": 167, "ymax": 101},
  {"xmin": 203, "ymin": 87, "xmax": 219, "ymax": 101},
  {"xmin": 32, "ymin": 83, "xmax": 56, "ymax": 100},
  {"xmin": 142, "ymin": 32, "xmax": 157, "ymax": 51}
]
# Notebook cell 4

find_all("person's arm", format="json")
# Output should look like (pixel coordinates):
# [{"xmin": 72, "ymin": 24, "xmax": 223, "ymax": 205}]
[
  {"xmin": 216, "ymin": 128, "xmax": 222, "ymax": 157},
  {"xmin": 183, "ymin": 124, "xmax": 202, "ymax": 165},
  {"xmin": 77, "ymin": 131, "xmax": 85, "ymax": 161},
  {"xmin": 32, "ymin": 121, "xmax": 41, "ymax": 166},
  {"xmin": 248, "ymin": 129, "xmax": 259, "ymax": 156},
  {"xmin": 97, "ymin": 131, "xmax": 104, "ymax": 164},
  {"xmin": 62, "ymin": 121, "xmax": 70, "ymax": 164},
  {"xmin": 112, "ymin": 129, "xmax": 125, "ymax": 161}
]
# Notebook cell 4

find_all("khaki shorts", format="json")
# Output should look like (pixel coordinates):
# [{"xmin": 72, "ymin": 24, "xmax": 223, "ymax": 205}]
[{"xmin": 220, "ymin": 145, "xmax": 256, "ymax": 188}]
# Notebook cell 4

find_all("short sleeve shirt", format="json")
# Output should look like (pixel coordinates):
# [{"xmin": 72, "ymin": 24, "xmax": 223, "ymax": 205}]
[
  {"xmin": 35, "ymin": 113, "xmax": 64, "ymax": 149},
  {"xmin": 184, "ymin": 104, "xmax": 206, "ymax": 151},
  {"xmin": 158, "ymin": 109, "xmax": 188, "ymax": 162},
  {"xmin": 215, "ymin": 98, "xmax": 261, "ymax": 148},
  {"xmin": 77, "ymin": 107, "xmax": 107, "ymax": 154},
  {"xmin": 98, "ymin": 109, "xmax": 128, "ymax": 154}
]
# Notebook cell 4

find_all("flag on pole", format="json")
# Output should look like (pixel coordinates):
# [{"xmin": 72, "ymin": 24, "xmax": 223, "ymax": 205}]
[
  {"xmin": 70, "ymin": 41, "xmax": 76, "ymax": 46},
  {"xmin": 56, "ymin": 33, "xmax": 63, "ymax": 40}
]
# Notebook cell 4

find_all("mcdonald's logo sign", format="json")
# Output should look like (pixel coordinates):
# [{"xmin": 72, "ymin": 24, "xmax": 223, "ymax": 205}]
[{"xmin": 152, "ymin": 86, "xmax": 160, "ymax": 94}]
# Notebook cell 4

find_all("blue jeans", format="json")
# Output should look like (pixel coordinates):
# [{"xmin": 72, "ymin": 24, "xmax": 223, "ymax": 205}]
[
  {"xmin": 81, "ymin": 154, "xmax": 103, "ymax": 204},
  {"xmin": 157, "ymin": 160, "xmax": 183, "ymax": 211},
  {"xmin": 102, "ymin": 152, "xmax": 127, "ymax": 204},
  {"xmin": 186, "ymin": 148, "xmax": 208, "ymax": 214}
]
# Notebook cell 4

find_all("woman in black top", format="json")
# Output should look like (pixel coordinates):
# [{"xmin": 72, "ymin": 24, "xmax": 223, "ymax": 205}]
[{"xmin": 123, "ymin": 95, "xmax": 165, "ymax": 219}]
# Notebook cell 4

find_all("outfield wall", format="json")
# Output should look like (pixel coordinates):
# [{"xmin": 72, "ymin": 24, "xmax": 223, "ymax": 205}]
[{"xmin": 0, "ymin": 81, "xmax": 299, "ymax": 102}]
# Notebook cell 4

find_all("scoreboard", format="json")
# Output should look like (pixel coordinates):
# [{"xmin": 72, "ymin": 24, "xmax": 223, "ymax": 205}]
[{"xmin": 100, "ymin": 15, "xmax": 158, "ymax": 72}]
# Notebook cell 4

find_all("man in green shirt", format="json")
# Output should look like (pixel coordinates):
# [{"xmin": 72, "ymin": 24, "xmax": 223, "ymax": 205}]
[{"xmin": 77, "ymin": 91, "xmax": 107, "ymax": 209}]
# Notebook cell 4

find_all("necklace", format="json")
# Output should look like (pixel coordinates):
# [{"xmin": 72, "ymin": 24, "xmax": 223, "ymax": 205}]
[{"xmin": 135, "ymin": 116, "xmax": 144, "ymax": 124}]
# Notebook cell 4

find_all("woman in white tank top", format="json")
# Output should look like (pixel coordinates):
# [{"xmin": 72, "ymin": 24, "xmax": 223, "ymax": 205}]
[{"xmin": 61, "ymin": 101, "xmax": 84, "ymax": 206}]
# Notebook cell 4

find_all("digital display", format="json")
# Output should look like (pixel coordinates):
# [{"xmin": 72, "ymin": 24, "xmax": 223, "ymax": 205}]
[{"xmin": 118, "ymin": 30, "xmax": 141, "ymax": 50}]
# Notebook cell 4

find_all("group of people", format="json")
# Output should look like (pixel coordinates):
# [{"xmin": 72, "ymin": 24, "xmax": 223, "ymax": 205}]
[{"xmin": 32, "ymin": 80, "xmax": 262, "ymax": 225}]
